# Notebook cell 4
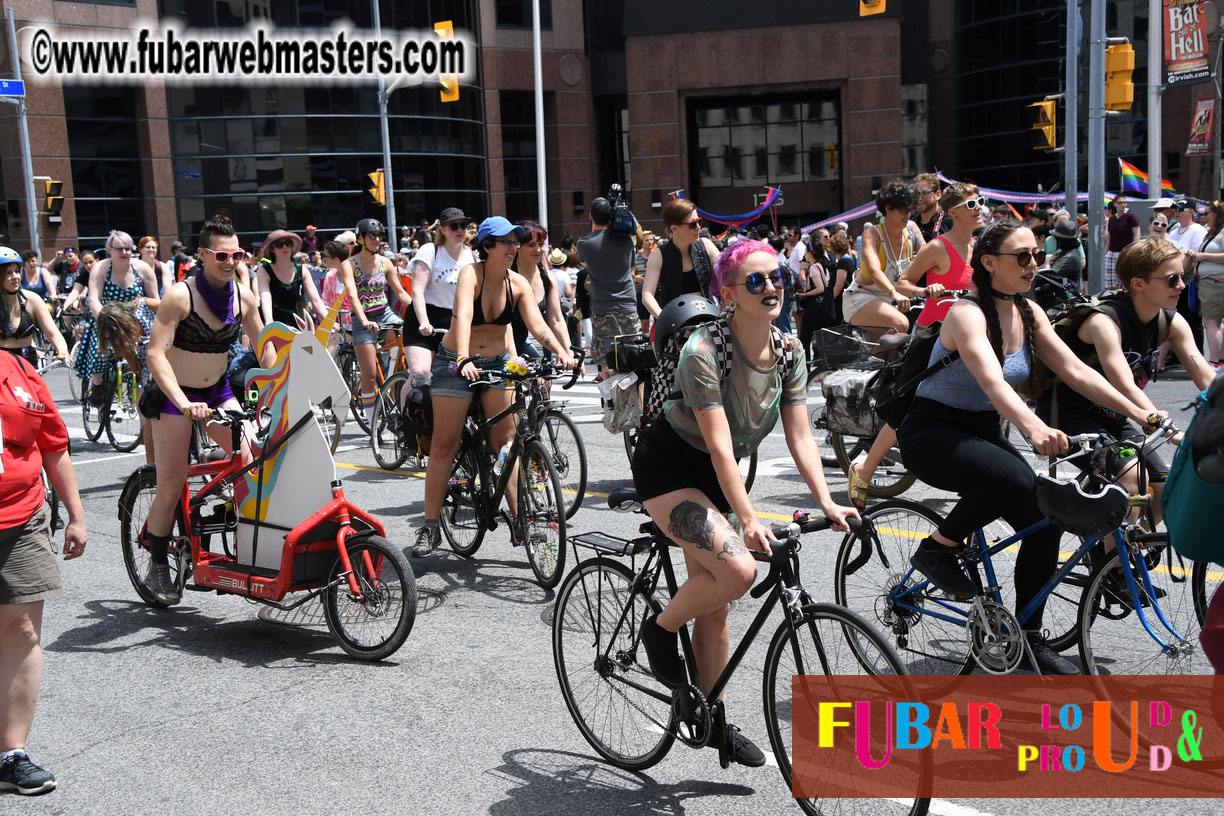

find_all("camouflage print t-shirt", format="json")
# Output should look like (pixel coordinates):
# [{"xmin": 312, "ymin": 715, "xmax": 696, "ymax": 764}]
[{"xmin": 664, "ymin": 324, "xmax": 806, "ymax": 460}]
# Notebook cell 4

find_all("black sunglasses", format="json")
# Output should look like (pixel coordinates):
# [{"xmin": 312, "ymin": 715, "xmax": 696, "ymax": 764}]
[
  {"xmin": 994, "ymin": 248, "xmax": 1047, "ymax": 267},
  {"xmin": 726, "ymin": 267, "xmax": 786, "ymax": 295},
  {"xmin": 1149, "ymin": 272, "xmax": 1186, "ymax": 287}
]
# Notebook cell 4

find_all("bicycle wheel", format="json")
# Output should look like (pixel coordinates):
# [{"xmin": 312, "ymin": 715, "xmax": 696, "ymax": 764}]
[
  {"xmin": 622, "ymin": 427, "xmax": 638, "ymax": 466},
  {"xmin": 518, "ymin": 439, "xmax": 568, "ymax": 589},
  {"xmin": 43, "ymin": 472, "xmax": 63, "ymax": 532},
  {"xmin": 740, "ymin": 452, "xmax": 757, "ymax": 493},
  {"xmin": 831, "ymin": 431, "xmax": 915, "ymax": 498},
  {"xmin": 322, "ymin": 535, "xmax": 417, "ymax": 661},
  {"xmin": 1077, "ymin": 545, "xmax": 1216, "ymax": 676},
  {"xmin": 806, "ymin": 368, "xmax": 842, "ymax": 469},
  {"xmin": 68, "ymin": 367, "xmax": 84, "ymax": 404},
  {"xmin": 371, "ymin": 372, "xmax": 412, "ymax": 470},
  {"xmin": 834, "ymin": 499, "xmax": 974, "ymax": 677},
  {"xmin": 764, "ymin": 602, "xmax": 929, "ymax": 816},
  {"xmin": 118, "ymin": 467, "xmax": 185, "ymax": 608},
  {"xmin": 336, "ymin": 345, "xmax": 369, "ymax": 434},
  {"xmin": 81, "ymin": 374, "xmax": 107, "ymax": 442},
  {"xmin": 105, "ymin": 365, "xmax": 144, "ymax": 452},
  {"xmin": 541, "ymin": 410, "xmax": 587, "ymax": 520},
  {"xmin": 552, "ymin": 558, "xmax": 676, "ymax": 771},
  {"xmin": 440, "ymin": 439, "xmax": 488, "ymax": 557}
]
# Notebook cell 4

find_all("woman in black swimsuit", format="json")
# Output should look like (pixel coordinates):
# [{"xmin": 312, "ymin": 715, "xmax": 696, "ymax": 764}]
[
  {"xmin": 0, "ymin": 247, "xmax": 69, "ymax": 364},
  {"xmin": 141, "ymin": 216, "xmax": 266, "ymax": 606},
  {"xmin": 412, "ymin": 217, "xmax": 577, "ymax": 557}
]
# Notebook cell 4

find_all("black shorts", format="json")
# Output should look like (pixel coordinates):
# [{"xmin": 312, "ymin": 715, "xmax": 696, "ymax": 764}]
[
  {"xmin": 1057, "ymin": 409, "xmax": 1168, "ymax": 481},
  {"xmin": 401, "ymin": 304, "xmax": 453, "ymax": 351},
  {"xmin": 630, "ymin": 418, "xmax": 731, "ymax": 513}
]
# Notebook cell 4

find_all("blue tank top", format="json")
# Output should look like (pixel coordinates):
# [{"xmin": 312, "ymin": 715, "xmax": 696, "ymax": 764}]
[
  {"xmin": 20, "ymin": 270, "xmax": 49, "ymax": 299},
  {"xmin": 915, "ymin": 335, "xmax": 1030, "ymax": 411}
]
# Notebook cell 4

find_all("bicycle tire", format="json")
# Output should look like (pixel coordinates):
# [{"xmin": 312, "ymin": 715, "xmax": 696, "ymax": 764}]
[
  {"xmin": 81, "ymin": 374, "xmax": 107, "ymax": 442},
  {"xmin": 336, "ymin": 346, "xmax": 369, "ymax": 434},
  {"xmin": 105, "ymin": 364, "xmax": 144, "ymax": 452},
  {"xmin": 519, "ymin": 439, "xmax": 568, "ymax": 589},
  {"xmin": 806, "ymin": 367, "xmax": 842, "ymax": 469},
  {"xmin": 371, "ymin": 372, "xmax": 413, "ymax": 470},
  {"xmin": 440, "ymin": 436, "xmax": 488, "ymax": 557},
  {"xmin": 831, "ymin": 430, "xmax": 914, "ymax": 498},
  {"xmin": 622, "ymin": 427, "xmax": 637, "ymax": 466},
  {"xmin": 322, "ymin": 535, "xmax": 417, "ymax": 661},
  {"xmin": 43, "ymin": 472, "xmax": 63, "ymax": 532},
  {"xmin": 68, "ymin": 366, "xmax": 84, "ymax": 404},
  {"xmin": 541, "ymin": 409, "xmax": 587, "ymax": 520},
  {"xmin": 834, "ymin": 499, "xmax": 976, "ymax": 678},
  {"xmin": 552, "ymin": 558, "xmax": 676, "ymax": 771},
  {"xmin": 117, "ymin": 467, "xmax": 185, "ymax": 608},
  {"xmin": 764, "ymin": 602, "xmax": 930, "ymax": 816},
  {"xmin": 1077, "ymin": 545, "xmax": 1214, "ymax": 676}
]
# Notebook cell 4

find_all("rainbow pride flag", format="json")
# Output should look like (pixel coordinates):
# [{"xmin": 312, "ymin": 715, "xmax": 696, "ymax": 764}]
[{"xmin": 1118, "ymin": 158, "xmax": 1176, "ymax": 196}]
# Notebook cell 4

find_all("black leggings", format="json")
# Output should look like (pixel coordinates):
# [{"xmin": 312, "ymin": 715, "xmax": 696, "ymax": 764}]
[{"xmin": 897, "ymin": 397, "xmax": 1062, "ymax": 630}]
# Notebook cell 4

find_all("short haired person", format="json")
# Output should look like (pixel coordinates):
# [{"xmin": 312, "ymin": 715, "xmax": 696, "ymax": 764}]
[
  {"xmin": 896, "ymin": 220, "xmax": 1155, "ymax": 674},
  {"xmin": 137, "ymin": 236, "xmax": 173, "ymax": 294},
  {"xmin": 911, "ymin": 172, "xmax": 948, "ymax": 243},
  {"xmin": 1105, "ymin": 193, "xmax": 1141, "ymax": 290},
  {"xmin": 577, "ymin": 197, "xmax": 638, "ymax": 375},
  {"xmin": 0, "ymin": 347, "xmax": 87, "ymax": 795},
  {"xmin": 18, "ymin": 252, "xmax": 55, "ymax": 304},
  {"xmin": 1159, "ymin": 201, "xmax": 1208, "ymax": 372},
  {"xmin": 642, "ymin": 198, "xmax": 722, "ymax": 318},
  {"xmin": 1183, "ymin": 199, "xmax": 1224, "ymax": 368},
  {"xmin": 1036, "ymin": 237, "xmax": 1214, "ymax": 524},
  {"xmin": 403, "ymin": 207, "xmax": 476, "ymax": 385},
  {"xmin": 631, "ymin": 239, "xmax": 856, "ymax": 765},
  {"xmin": 842, "ymin": 178, "xmax": 921, "ymax": 336},
  {"xmin": 46, "ymin": 248, "xmax": 81, "ymax": 299},
  {"xmin": 412, "ymin": 217, "xmax": 576, "ymax": 557},
  {"xmin": 334, "ymin": 231, "xmax": 359, "ymax": 259},
  {"xmin": 142, "ymin": 215, "xmax": 266, "ymax": 605}
]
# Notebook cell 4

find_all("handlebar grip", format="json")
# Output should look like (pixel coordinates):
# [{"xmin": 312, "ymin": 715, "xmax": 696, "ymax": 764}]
[{"xmin": 562, "ymin": 349, "xmax": 585, "ymax": 390}]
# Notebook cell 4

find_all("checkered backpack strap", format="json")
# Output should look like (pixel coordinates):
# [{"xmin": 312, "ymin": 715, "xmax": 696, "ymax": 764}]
[
  {"xmin": 771, "ymin": 324, "xmax": 800, "ymax": 381},
  {"xmin": 710, "ymin": 315, "xmax": 735, "ymax": 382}
]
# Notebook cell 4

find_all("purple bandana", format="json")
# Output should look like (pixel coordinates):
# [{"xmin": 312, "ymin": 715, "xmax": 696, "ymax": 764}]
[{"xmin": 196, "ymin": 270, "xmax": 235, "ymax": 323}]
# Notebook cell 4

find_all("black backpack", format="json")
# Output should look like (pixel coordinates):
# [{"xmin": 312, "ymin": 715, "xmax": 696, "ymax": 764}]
[{"xmin": 871, "ymin": 322, "xmax": 959, "ymax": 429}]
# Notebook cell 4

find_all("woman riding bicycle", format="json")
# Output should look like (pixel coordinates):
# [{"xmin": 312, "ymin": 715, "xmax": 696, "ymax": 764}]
[
  {"xmin": 413, "ymin": 217, "xmax": 576, "ymax": 558},
  {"xmin": 842, "ymin": 179, "xmax": 922, "ymax": 337},
  {"xmin": 849, "ymin": 182, "xmax": 982, "ymax": 506},
  {"xmin": 339, "ymin": 218, "xmax": 412, "ymax": 430},
  {"xmin": 512, "ymin": 220, "xmax": 570, "ymax": 360},
  {"xmin": 642, "ymin": 198, "xmax": 721, "ymax": 317},
  {"xmin": 255, "ymin": 229, "xmax": 328, "ymax": 329},
  {"xmin": 896, "ymin": 219, "xmax": 1155, "ymax": 675},
  {"xmin": 141, "ymin": 215, "xmax": 266, "ymax": 606},
  {"xmin": 19, "ymin": 251, "xmax": 57, "ymax": 305},
  {"xmin": 403, "ymin": 207, "xmax": 475, "ymax": 383},
  {"xmin": 631, "ymin": 239, "xmax": 857, "ymax": 766},
  {"xmin": 0, "ymin": 248, "xmax": 69, "ymax": 365},
  {"xmin": 72, "ymin": 231, "xmax": 161, "ymax": 407}
]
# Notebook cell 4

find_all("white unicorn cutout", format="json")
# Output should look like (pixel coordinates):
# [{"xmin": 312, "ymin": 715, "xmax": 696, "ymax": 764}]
[{"xmin": 233, "ymin": 305, "xmax": 351, "ymax": 570}]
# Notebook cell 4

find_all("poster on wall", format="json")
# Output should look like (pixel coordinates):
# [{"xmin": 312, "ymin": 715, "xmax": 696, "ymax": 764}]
[
  {"xmin": 1165, "ymin": 0, "xmax": 1210, "ymax": 86},
  {"xmin": 1187, "ymin": 98, "xmax": 1215, "ymax": 156}
]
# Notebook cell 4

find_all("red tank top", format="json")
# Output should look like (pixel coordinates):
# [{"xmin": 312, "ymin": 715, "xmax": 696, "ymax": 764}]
[{"xmin": 916, "ymin": 235, "xmax": 973, "ymax": 326}]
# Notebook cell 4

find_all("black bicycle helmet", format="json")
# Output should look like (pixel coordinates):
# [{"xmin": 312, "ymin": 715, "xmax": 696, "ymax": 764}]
[
  {"xmin": 652, "ymin": 296, "xmax": 720, "ymax": 357},
  {"xmin": 356, "ymin": 218, "xmax": 385, "ymax": 237}
]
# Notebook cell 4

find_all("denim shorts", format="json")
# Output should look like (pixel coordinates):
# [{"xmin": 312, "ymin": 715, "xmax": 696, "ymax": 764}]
[
  {"xmin": 430, "ymin": 346, "xmax": 511, "ymax": 399},
  {"xmin": 351, "ymin": 308, "xmax": 398, "ymax": 345}
]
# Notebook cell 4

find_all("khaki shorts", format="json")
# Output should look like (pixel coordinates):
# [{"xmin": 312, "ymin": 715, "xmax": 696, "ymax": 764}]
[
  {"xmin": 1199, "ymin": 275, "xmax": 1224, "ymax": 321},
  {"xmin": 0, "ymin": 504, "xmax": 63, "ymax": 605},
  {"xmin": 591, "ymin": 311, "xmax": 640, "ymax": 365}
]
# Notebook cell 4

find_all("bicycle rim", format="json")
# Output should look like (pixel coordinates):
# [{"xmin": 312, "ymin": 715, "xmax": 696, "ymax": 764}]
[
  {"xmin": 542, "ymin": 410, "xmax": 587, "ymax": 520},
  {"xmin": 323, "ymin": 536, "xmax": 417, "ymax": 661},
  {"xmin": 118, "ymin": 469, "xmax": 184, "ymax": 608},
  {"xmin": 440, "ymin": 442, "xmax": 487, "ymax": 557},
  {"xmin": 764, "ymin": 603, "xmax": 929, "ymax": 816},
  {"xmin": 106, "ymin": 369, "xmax": 143, "ymax": 452},
  {"xmin": 371, "ymin": 372, "xmax": 412, "ymax": 470},
  {"xmin": 520, "ymin": 440, "xmax": 567, "ymax": 589},
  {"xmin": 552, "ymin": 559, "xmax": 675, "ymax": 770}
]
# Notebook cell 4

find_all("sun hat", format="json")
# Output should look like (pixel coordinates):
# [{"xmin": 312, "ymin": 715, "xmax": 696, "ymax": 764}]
[{"xmin": 262, "ymin": 229, "xmax": 302, "ymax": 254}]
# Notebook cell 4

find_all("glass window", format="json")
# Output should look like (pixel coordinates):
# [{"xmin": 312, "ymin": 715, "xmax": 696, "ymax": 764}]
[{"xmin": 496, "ymin": 0, "xmax": 552, "ymax": 29}]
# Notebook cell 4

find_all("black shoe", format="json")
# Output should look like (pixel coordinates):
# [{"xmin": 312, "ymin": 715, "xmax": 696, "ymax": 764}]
[
  {"xmin": 720, "ymin": 723, "xmax": 766, "ymax": 768},
  {"xmin": 412, "ymin": 526, "xmax": 439, "ymax": 558},
  {"xmin": 1026, "ymin": 635, "xmax": 1081, "ymax": 675},
  {"xmin": 910, "ymin": 538, "xmax": 977, "ymax": 598},
  {"xmin": 1102, "ymin": 569, "xmax": 1166, "ymax": 610},
  {"xmin": 0, "ymin": 752, "xmax": 56, "ymax": 795},
  {"xmin": 638, "ymin": 614, "xmax": 687, "ymax": 688},
  {"xmin": 87, "ymin": 385, "xmax": 106, "ymax": 408}
]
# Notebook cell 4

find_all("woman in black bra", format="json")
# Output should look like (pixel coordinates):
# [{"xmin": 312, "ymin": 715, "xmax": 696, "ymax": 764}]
[
  {"xmin": 642, "ymin": 198, "xmax": 721, "ymax": 317},
  {"xmin": 140, "ymin": 215, "xmax": 266, "ymax": 606},
  {"xmin": 0, "ymin": 247, "xmax": 69, "ymax": 364},
  {"xmin": 511, "ymin": 220, "xmax": 569, "ymax": 358},
  {"xmin": 412, "ymin": 217, "xmax": 577, "ymax": 557}
]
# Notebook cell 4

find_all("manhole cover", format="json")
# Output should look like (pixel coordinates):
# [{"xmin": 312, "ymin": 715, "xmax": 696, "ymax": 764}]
[{"xmin": 258, "ymin": 588, "xmax": 446, "ymax": 626}]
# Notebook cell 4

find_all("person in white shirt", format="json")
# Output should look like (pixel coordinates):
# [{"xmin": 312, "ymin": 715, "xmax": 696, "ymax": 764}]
[{"xmin": 1156, "ymin": 200, "xmax": 1208, "ymax": 372}]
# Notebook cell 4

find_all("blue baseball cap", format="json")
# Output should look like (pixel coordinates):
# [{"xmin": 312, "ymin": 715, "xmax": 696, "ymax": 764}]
[{"xmin": 476, "ymin": 216, "xmax": 526, "ymax": 244}]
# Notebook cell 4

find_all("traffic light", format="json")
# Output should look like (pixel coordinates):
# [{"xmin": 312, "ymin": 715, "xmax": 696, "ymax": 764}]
[
  {"xmin": 367, "ymin": 170, "xmax": 385, "ymax": 205},
  {"xmin": 43, "ymin": 179, "xmax": 64, "ymax": 221},
  {"xmin": 859, "ymin": 0, "xmax": 886, "ymax": 15},
  {"xmin": 1027, "ymin": 100, "xmax": 1057, "ymax": 150},
  {"xmin": 1105, "ymin": 43, "xmax": 1135, "ymax": 112}
]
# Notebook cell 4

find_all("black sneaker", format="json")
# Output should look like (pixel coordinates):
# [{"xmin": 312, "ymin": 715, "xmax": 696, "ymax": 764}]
[
  {"xmin": 1026, "ymin": 634, "xmax": 1081, "ymax": 675},
  {"xmin": 638, "ymin": 614, "xmax": 687, "ymax": 688},
  {"xmin": 909, "ymin": 538, "xmax": 977, "ymax": 598},
  {"xmin": 1102, "ymin": 569, "xmax": 1166, "ymax": 610},
  {"xmin": 0, "ymin": 752, "xmax": 56, "ymax": 795},
  {"xmin": 87, "ymin": 385, "xmax": 106, "ymax": 408},
  {"xmin": 720, "ymin": 723, "xmax": 766, "ymax": 768},
  {"xmin": 412, "ymin": 526, "xmax": 439, "ymax": 558}
]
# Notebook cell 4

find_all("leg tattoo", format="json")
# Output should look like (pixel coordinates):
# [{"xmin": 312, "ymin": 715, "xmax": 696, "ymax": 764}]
[{"xmin": 668, "ymin": 500, "xmax": 718, "ymax": 551}]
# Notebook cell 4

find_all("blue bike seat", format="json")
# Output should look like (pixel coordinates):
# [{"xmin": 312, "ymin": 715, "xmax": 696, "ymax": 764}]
[{"xmin": 1035, "ymin": 474, "xmax": 1130, "ymax": 539}]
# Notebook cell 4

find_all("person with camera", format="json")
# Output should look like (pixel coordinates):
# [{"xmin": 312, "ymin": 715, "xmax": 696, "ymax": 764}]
[{"xmin": 576, "ymin": 194, "xmax": 638, "ymax": 377}]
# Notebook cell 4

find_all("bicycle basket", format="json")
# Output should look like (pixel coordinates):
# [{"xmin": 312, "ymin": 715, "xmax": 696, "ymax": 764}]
[{"xmin": 813, "ymin": 326, "xmax": 886, "ymax": 371}]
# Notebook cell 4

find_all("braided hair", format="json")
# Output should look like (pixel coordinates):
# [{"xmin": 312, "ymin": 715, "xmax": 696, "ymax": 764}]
[{"xmin": 969, "ymin": 219, "xmax": 1037, "ymax": 383}]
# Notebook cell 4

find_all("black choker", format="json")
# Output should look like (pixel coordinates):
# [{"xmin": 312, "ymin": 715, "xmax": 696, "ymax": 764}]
[{"xmin": 988, "ymin": 288, "xmax": 1015, "ymax": 301}]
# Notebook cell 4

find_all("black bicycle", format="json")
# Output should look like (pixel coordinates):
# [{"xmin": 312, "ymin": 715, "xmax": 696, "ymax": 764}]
[
  {"xmin": 553, "ymin": 488, "xmax": 928, "ymax": 815},
  {"xmin": 438, "ymin": 356, "xmax": 582, "ymax": 588}
]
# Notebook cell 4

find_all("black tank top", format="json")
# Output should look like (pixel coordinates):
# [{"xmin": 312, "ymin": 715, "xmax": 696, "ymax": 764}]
[
  {"xmin": 512, "ymin": 267, "xmax": 552, "ymax": 350},
  {"xmin": 265, "ymin": 262, "xmax": 304, "ymax": 325},
  {"xmin": 656, "ymin": 239, "xmax": 712, "ymax": 307}
]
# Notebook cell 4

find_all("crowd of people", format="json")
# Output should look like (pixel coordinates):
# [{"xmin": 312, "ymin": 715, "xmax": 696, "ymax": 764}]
[{"xmin": 1, "ymin": 169, "xmax": 1221, "ymax": 791}]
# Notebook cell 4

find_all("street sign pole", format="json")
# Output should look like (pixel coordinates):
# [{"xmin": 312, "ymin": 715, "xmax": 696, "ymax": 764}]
[
  {"xmin": 532, "ymin": 0, "xmax": 548, "ymax": 230},
  {"xmin": 372, "ymin": 1, "xmax": 396, "ymax": 242},
  {"xmin": 6, "ymin": 8, "xmax": 39, "ymax": 255},
  {"xmin": 1066, "ymin": 0, "xmax": 1081, "ymax": 215},
  {"xmin": 1148, "ymin": 0, "xmax": 1162, "ymax": 200},
  {"xmin": 1088, "ymin": 0, "xmax": 1106, "ymax": 293}
]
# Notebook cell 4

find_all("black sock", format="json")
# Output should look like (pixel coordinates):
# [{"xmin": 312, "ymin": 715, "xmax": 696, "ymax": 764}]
[{"xmin": 146, "ymin": 532, "xmax": 171, "ymax": 564}]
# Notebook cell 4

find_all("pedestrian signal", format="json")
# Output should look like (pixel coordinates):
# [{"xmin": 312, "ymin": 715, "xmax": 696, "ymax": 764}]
[
  {"xmin": 1105, "ymin": 43, "xmax": 1135, "ymax": 112},
  {"xmin": 43, "ymin": 179, "xmax": 64, "ymax": 218},
  {"xmin": 367, "ymin": 170, "xmax": 386, "ymax": 205},
  {"xmin": 1027, "ymin": 100, "xmax": 1057, "ymax": 150}
]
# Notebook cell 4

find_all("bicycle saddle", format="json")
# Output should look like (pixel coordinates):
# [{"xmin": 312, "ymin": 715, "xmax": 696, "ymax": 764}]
[
  {"xmin": 876, "ymin": 333, "xmax": 912, "ymax": 352},
  {"xmin": 607, "ymin": 487, "xmax": 642, "ymax": 513},
  {"xmin": 1034, "ymin": 474, "xmax": 1130, "ymax": 539}
]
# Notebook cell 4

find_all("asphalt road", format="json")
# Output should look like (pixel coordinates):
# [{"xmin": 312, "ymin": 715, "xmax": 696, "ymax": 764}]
[{"xmin": 14, "ymin": 361, "xmax": 1220, "ymax": 815}]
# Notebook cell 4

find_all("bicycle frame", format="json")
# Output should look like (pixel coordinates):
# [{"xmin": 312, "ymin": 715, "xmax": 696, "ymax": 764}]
[{"xmin": 461, "ymin": 376, "xmax": 549, "ymax": 519}]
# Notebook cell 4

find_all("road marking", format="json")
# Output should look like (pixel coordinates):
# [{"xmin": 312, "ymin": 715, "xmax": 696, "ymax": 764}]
[
  {"xmin": 72, "ymin": 450, "xmax": 146, "ymax": 467},
  {"xmin": 925, "ymin": 800, "xmax": 996, "ymax": 816}
]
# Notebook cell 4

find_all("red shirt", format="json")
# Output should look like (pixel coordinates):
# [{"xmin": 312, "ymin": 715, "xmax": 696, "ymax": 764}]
[
  {"xmin": 916, "ymin": 235, "xmax": 974, "ymax": 327},
  {"xmin": 0, "ymin": 352, "xmax": 69, "ymax": 529}
]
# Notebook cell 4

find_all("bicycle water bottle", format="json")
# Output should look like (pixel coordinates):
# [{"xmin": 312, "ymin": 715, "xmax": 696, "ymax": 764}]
[
  {"xmin": 493, "ymin": 442, "xmax": 513, "ymax": 478},
  {"xmin": 1196, "ymin": 452, "xmax": 1224, "ymax": 484}
]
